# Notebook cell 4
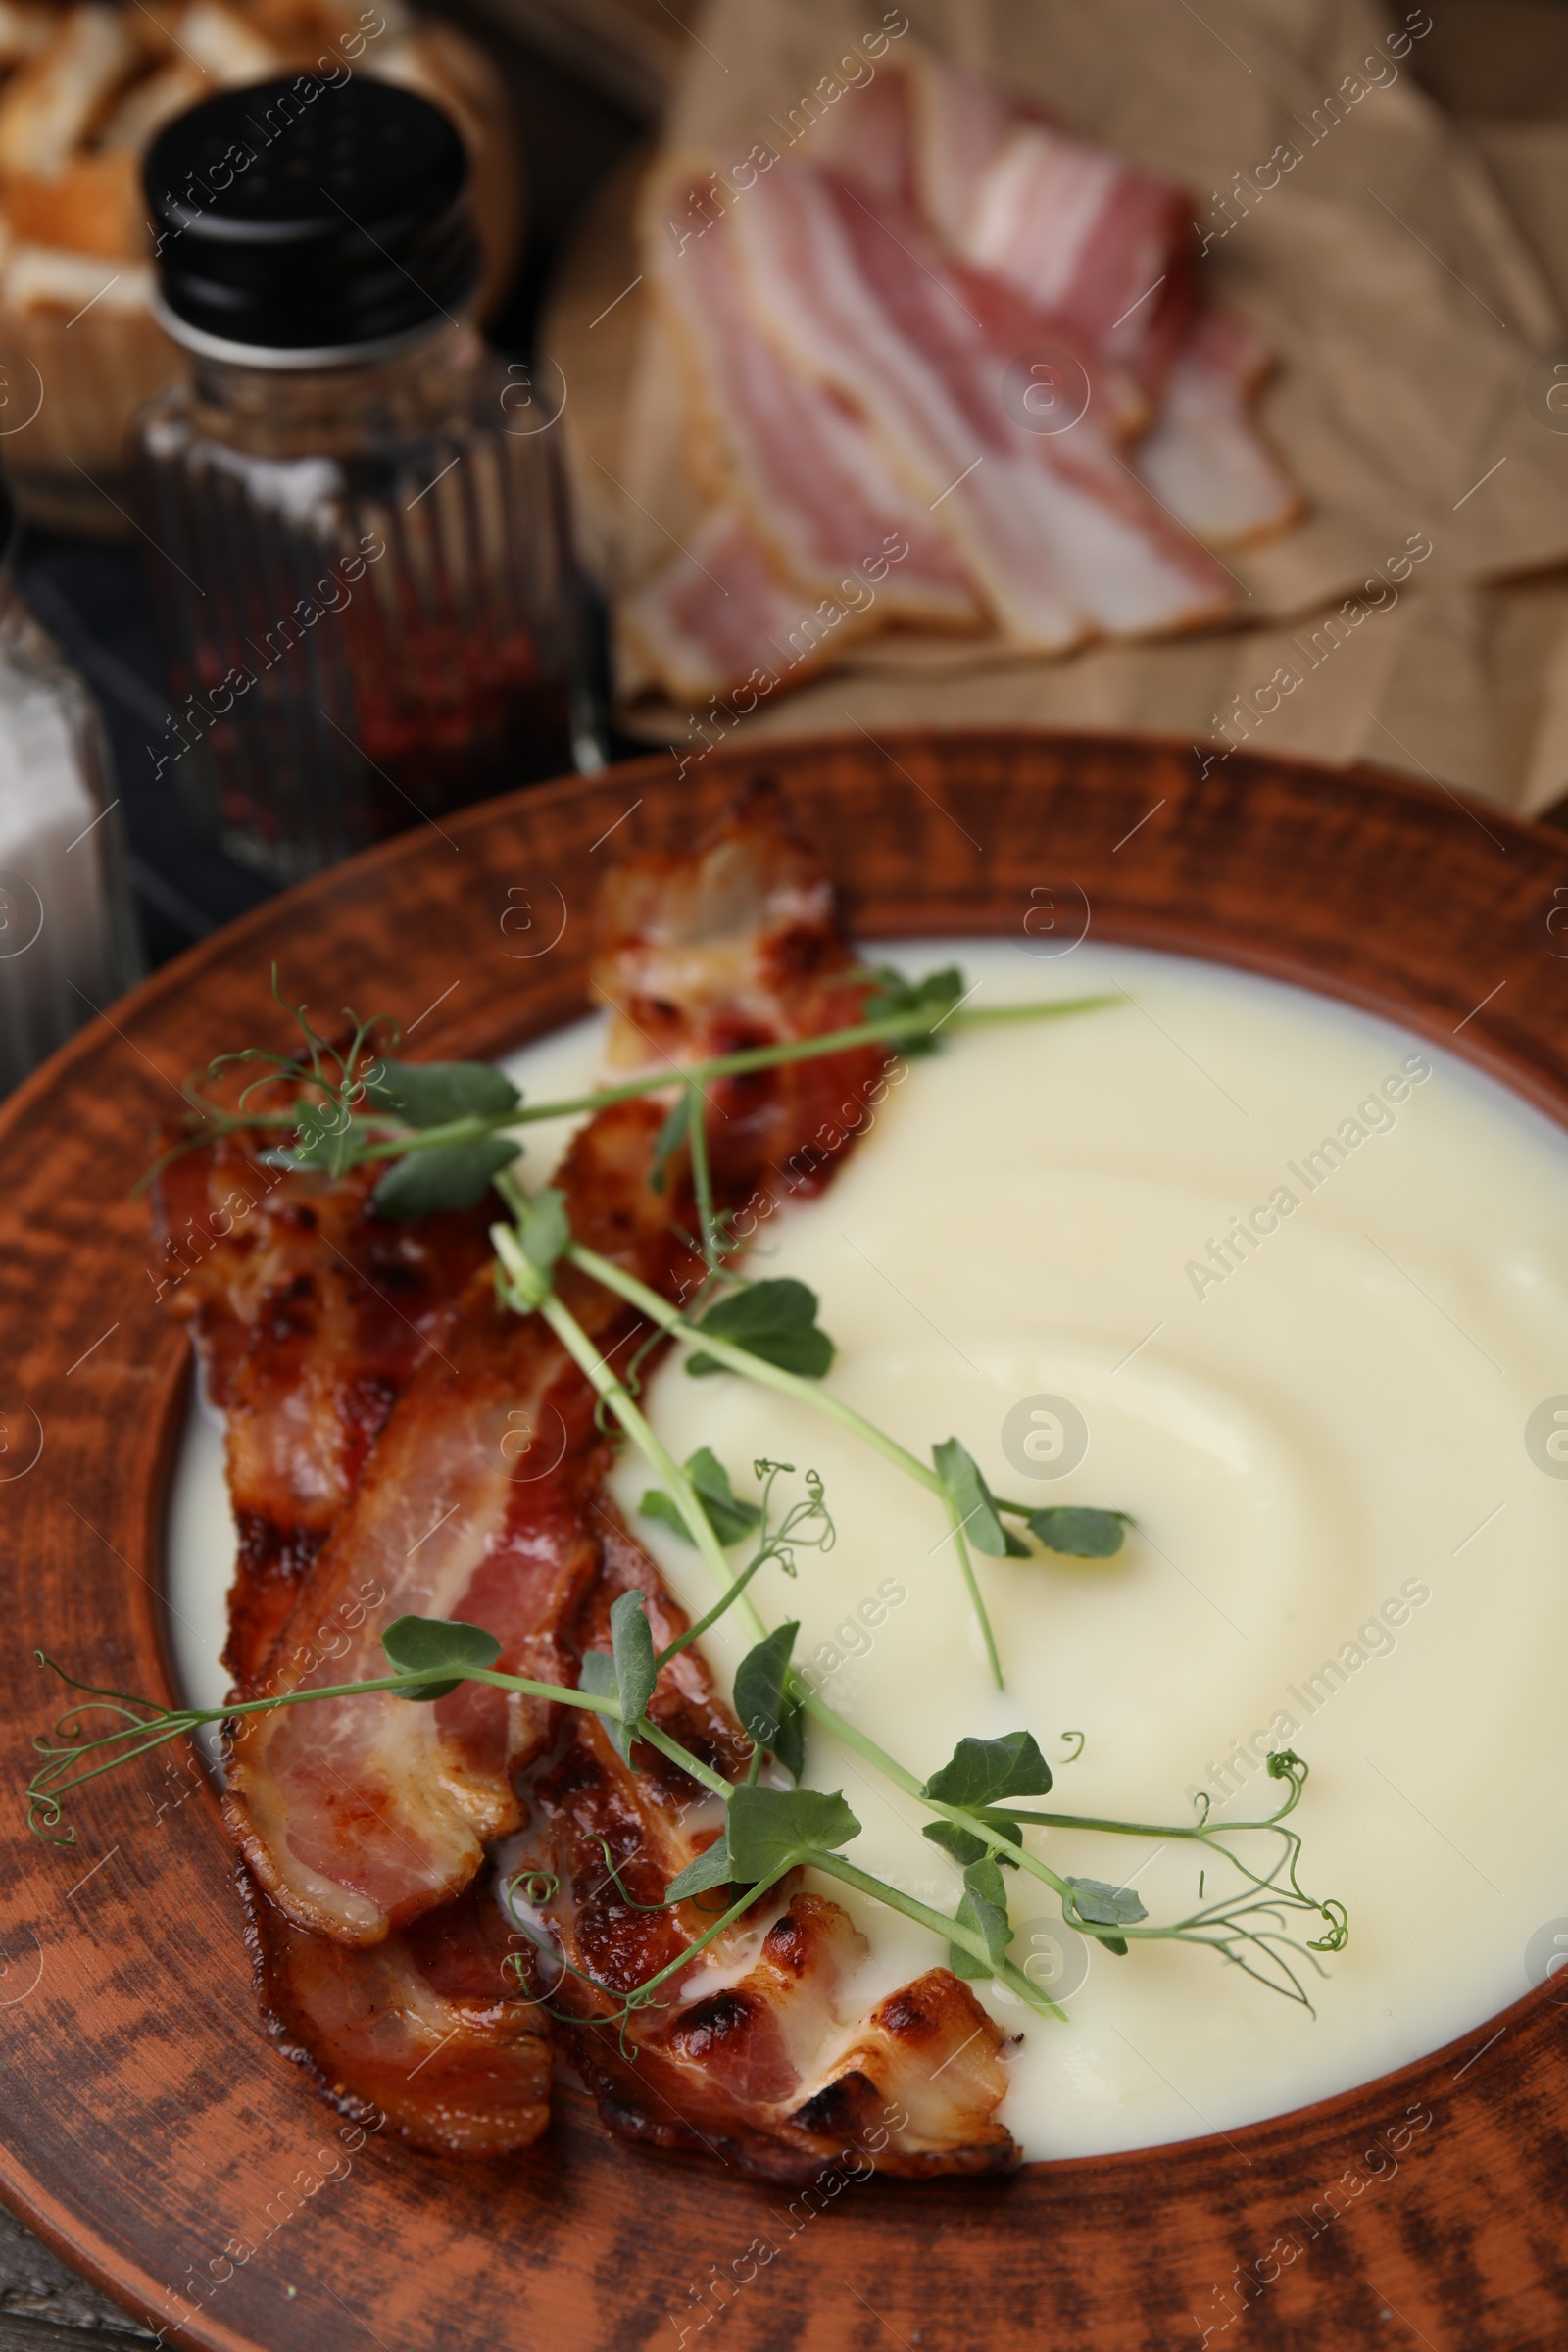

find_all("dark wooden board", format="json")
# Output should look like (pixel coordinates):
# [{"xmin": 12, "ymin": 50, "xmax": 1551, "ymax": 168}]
[{"xmin": 2, "ymin": 730, "xmax": 1567, "ymax": 2352}]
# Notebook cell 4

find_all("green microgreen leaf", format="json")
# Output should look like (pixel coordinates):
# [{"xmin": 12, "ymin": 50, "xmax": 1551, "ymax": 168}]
[
  {"xmin": 923, "ymin": 1730, "xmax": 1054, "ymax": 1808},
  {"xmin": 381, "ymin": 1614, "xmax": 502, "ymax": 1700},
  {"xmin": 664, "ymin": 1832, "xmax": 734, "ymax": 1903},
  {"xmin": 516, "ymin": 1185, "xmax": 570, "ymax": 1270},
  {"xmin": 858, "ymin": 963, "xmax": 965, "ymax": 1055},
  {"xmin": 1064, "ymin": 1875, "xmax": 1149, "ymax": 1928},
  {"xmin": 641, "ymin": 1448, "xmax": 762, "ymax": 1548},
  {"xmin": 637, "ymin": 1492, "xmax": 688, "ymax": 1542},
  {"xmin": 611, "ymin": 1589, "xmax": 657, "ymax": 1738},
  {"xmin": 373, "ymin": 1136, "xmax": 520, "ymax": 1217},
  {"xmin": 579, "ymin": 1592, "xmax": 660, "ymax": 1768},
  {"xmin": 278, "ymin": 1097, "xmax": 353, "ymax": 1172},
  {"xmin": 648, "ymin": 1091, "xmax": 691, "ymax": 1196},
  {"xmin": 724, "ymin": 1783, "xmax": 860, "ymax": 1882},
  {"xmin": 364, "ymin": 1059, "xmax": 520, "ymax": 1127},
  {"xmin": 948, "ymin": 1854, "xmax": 1013, "ymax": 1979},
  {"xmin": 924, "ymin": 1819, "xmax": 989, "ymax": 1868},
  {"xmin": 492, "ymin": 1185, "xmax": 572, "ymax": 1314},
  {"xmin": 686, "ymin": 1279, "xmax": 835, "ymax": 1380},
  {"xmin": 1025, "ymin": 1507, "xmax": 1130, "ymax": 1558},
  {"xmin": 733, "ymin": 1621, "xmax": 805, "ymax": 1781},
  {"xmin": 933, "ymin": 1438, "xmax": 1028, "ymax": 1558},
  {"xmin": 921, "ymin": 1816, "xmax": 1021, "ymax": 1866},
  {"xmin": 578, "ymin": 1648, "xmax": 628, "ymax": 1760}
]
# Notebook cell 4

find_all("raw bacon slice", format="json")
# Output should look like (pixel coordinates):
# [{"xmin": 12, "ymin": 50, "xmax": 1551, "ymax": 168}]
[
  {"xmin": 960, "ymin": 123, "xmax": 1197, "ymax": 399},
  {"xmin": 813, "ymin": 51, "xmax": 1197, "ymax": 409},
  {"xmin": 830, "ymin": 53, "xmax": 1297, "ymax": 551},
  {"xmin": 619, "ymin": 505, "xmax": 884, "ymax": 705},
  {"xmin": 622, "ymin": 48, "xmax": 1302, "ymax": 703},
  {"xmin": 1133, "ymin": 306, "xmax": 1302, "ymax": 547},
  {"xmin": 152, "ymin": 1137, "xmax": 496, "ymax": 1690},
  {"xmin": 901, "ymin": 47, "xmax": 1018, "ymax": 249},
  {"xmin": 650, "ymin": 164, "xmax": 978, "ymax": 629},
  {"xmin": 907, "ymin": 53, "xmax": 1198, "ymax": 403},
  {"xmin": 805, "ymin": 63, "xmax": 919, "ymax": 208},
  {"xmin": 728, "ymin": 166, "xmax": 1234, "ymax": 648},
  {"xmin": 243, "ymin": 1866, "xmax": 553, "ymax": 2156}
]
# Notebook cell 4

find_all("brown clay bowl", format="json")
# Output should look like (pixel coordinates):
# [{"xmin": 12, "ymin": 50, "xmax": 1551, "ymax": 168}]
[{"xmin": 1, "ymin": 730, "xmax": 1564, "ymax": 2351}]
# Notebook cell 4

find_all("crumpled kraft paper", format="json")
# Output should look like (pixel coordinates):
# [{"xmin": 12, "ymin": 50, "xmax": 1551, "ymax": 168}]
[{"xmin": 554, "ymin": 0, "xmax": 1568, "ymax": 812}]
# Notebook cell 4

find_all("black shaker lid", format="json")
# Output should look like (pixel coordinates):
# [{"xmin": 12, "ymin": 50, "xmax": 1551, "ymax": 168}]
[{"xmin": 145, "ymin": 77, "xmax": 480, "ymax": 365}]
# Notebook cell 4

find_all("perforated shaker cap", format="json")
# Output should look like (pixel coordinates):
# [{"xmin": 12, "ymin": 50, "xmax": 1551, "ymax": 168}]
[{"xmin": 144, "ymin": 77, "xmax": 479, "ymax": 367}]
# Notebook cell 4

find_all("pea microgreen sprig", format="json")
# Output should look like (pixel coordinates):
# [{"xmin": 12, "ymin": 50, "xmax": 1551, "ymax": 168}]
[
  {"xmin": 24, "ymin": 1551, "xmax": 1069, "ymax": 2022},
  {"xmin": 148, "ymin": 962, "xmax": 1126, "ymax": 1675},
  {"xmin": 35, "ymin": 959, "xmax": 1348, "ymax": 2047},
  {"xmin": 561, "ymin": 1236, "xmax": 1129, "ymax": 1687},
  {"xmin": 140, "ymin": 962, "xmax": 1113, "ymax": 1223},
  {"xmin": 482, "ymin": 1170, "xmax": 1348, "ymax": 2008}
]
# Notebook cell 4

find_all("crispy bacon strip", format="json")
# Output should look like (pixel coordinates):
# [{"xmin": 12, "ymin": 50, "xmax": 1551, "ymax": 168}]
[
  {"xmin": 152, "ymin": 1138, "xmax": 495, "ymax": 1689},
  {"xmin": 592, "ymin": 780, "xmax": 880, "ymax": 1101},
  {"xmin": 567, "ymin": 1910, "xmax": 1017, "ymax": 2180},
  {"xmin": 250, "ymin": 1499, "xmax": 1015, "ymax": 2170},
  {"xmin": 205, "ymin": 787, "xmax": 1016, "ymax": 2171},
  {"xmin": 243, "ymin": 1868, "xmax": 552, "ymax": 2156},
  {"xmin": 221, "ymin": 1120, "xmax": 678, "ymax": 1944},
  {"xmin": 512, "ymin": 1515, "xmax": 1017, "ymax": 2179},
  {"xmin": 223, "ymin": 789, "xmax": 883, "ymax": 1943}
]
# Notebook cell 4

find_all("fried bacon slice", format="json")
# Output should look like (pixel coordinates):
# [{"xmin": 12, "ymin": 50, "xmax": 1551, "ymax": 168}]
[
  {"xmin": 188, "ymin": 785, "xmax": 1016, "ymax": 2170},
  {"xmin": 511, "ymin": 1514, "xmax": 1017, "ymax": 2180},
  {"xmin": 152, "ymin": 1137, "xmax": 496, "ymax": 1689},
  {"xmin": 565, "ymin": 1904, "xmax": 1017, "ymax": 2180},
  {"xmin": 591, "ymin": 778, "xmax": 885, "ymax": 1149},
  {"xmin": 246, "ymin": 1497, "xmax": 1015, "ymax": 2171},
  {"xmin": 243, "ymin": 1867, "xmax": 552, "ymax": 2156},
  {"xmin": 220, "ymin": 1107, "xmax": 686, "ymax": 1944},
  {"xmin": 222, "ymin": 786, "xmax": 884, "ymax": 1943}
]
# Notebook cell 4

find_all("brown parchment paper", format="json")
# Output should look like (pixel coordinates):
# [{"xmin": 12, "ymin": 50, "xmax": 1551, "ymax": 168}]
[{"xmin": 560, "ymin": 0, "xmax": 1568, "ymax": 811}]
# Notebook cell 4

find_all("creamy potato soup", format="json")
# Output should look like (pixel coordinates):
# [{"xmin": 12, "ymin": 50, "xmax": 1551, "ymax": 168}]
[{"xmin": 169, "ymin": 943, "xmax": 1568, "ymax": 2159}]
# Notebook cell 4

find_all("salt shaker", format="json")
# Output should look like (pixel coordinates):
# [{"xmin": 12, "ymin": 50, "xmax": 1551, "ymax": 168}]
[
  {"xmin": 135, "ymin": 76, "xmax": 592, "ymax": 884},
  {"xmin": 0, "ymin": 478, "xmax": 140, "ymax": 1095}
]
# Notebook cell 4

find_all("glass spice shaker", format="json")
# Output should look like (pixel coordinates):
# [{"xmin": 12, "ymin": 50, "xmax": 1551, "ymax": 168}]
[
  {"xmin": 135, "ymin": 76, "xmax": 597, "ymax": 885},
  {"xmin": 0, "ymin": 473, "xmax": 141, "ymax": 1095}
]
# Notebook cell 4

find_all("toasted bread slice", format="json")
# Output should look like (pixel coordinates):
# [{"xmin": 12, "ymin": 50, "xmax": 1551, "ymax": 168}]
[
  {"xmin": 2, "ymin": 146, "xmax": 140, "ymax": 254},
  {"xmin": 0, "ymin": 5, "xmax": 136, "ymax": 176}
]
